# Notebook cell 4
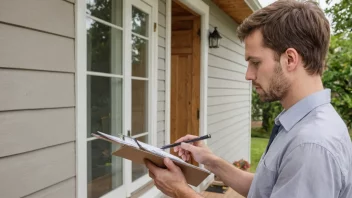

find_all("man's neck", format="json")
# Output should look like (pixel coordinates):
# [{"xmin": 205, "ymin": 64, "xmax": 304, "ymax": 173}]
[{"xmin": 280, "ymin": 75, "xmax": 324, "ymax": 110}]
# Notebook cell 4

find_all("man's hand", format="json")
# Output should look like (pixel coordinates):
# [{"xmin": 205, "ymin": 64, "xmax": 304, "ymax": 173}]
[
  {"xmin": 173, "ymin": 135, "xmax": 216, "ymax": 167},
  {"xmin": 145, "ymin": 158, "xmax": 199, "ymax": 197}
]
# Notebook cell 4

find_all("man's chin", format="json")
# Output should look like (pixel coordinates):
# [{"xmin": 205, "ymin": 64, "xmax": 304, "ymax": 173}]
[{"xmin": 259, "ymin": 94, "xmax": 279, "ymax": 103}]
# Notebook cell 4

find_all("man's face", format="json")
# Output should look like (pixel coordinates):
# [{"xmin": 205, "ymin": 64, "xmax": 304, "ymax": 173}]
[{"xmin": 244, "ymin": 30, "xmax": 290, "ymax": 102}]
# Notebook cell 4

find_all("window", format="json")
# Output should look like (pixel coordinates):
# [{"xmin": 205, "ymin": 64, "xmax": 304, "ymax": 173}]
[{"xmin": 82, "ymin": 0, "xmax": 157, "ymax": 197}]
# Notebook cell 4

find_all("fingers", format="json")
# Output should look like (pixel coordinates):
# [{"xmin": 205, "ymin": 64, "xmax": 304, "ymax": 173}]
[
  {"xmin": 144, "ymin": 159, "xmax": 159, "ymax": 174},
  {"xmin": 149, "ymin": 170, "xmax": 155, "ymax": 179},
  {"xmin": 180, "ymin": 142, "xmax": 198, "ymax": 154},
  {"xmin": 164, "ymin": 158, "xmax": 180, "ymax": 172},
  {"xmin": 174, "ymin": 135, "xmax": 200, "ymax": 152}
]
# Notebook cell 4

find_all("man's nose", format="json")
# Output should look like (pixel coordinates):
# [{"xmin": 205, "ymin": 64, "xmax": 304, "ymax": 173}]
[{"xmin": 245, "ymin": 66, "xmax": 256, "ymax": 81}]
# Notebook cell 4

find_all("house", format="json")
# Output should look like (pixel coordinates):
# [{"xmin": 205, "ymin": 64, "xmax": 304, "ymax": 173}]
[{"xmin": 0, "ymin": 0, "xmax": 260, "ymax": 197}]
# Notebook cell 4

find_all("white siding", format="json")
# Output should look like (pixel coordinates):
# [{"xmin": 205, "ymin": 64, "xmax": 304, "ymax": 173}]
[
  {"xmin": 203, "ymin": 0, "xmax": 251, "ymax": 163},
  {"xmin": 157, "ymin": 0, "xmax": 167, "ymax": 147},
  {"xmin": 0, "ymin": 0, "xmax": 76, "ymax": 197}
]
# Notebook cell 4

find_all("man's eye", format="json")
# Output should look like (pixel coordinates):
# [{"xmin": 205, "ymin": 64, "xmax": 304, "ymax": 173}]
[{"xmin": 252, "ymin": 61, "xmax": 260, "ymax": 66}]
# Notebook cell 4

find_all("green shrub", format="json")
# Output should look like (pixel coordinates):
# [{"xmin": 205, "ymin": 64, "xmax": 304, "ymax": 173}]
[{"xmin": 251, "ymin": 127, "xmax": 270, "ymax": 139}]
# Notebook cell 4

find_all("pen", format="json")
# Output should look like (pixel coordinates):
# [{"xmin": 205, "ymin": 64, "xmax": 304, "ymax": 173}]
[{"xmin": 160, "ymin": 134, "xmax": 211, "ymax": 150}]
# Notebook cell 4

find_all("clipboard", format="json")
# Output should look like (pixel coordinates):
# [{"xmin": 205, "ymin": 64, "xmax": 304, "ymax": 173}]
[{"xmin": 92, "ymin": 132, "xmax": 211, "ymax": 187}]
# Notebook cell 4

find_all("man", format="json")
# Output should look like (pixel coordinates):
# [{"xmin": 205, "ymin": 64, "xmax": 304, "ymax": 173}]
[{"xmin": 145, "ymin": 0, "xmax": 352, "ymax": 197}]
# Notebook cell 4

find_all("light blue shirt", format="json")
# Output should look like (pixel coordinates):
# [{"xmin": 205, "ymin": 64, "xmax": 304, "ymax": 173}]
[{"xmin": 248, "ymin": 89, "xmax": 352, "ymax": 198}]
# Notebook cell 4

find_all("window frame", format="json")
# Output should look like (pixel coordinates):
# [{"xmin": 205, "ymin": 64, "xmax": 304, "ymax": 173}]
[{"xmin": 75, "ymin": 0, "xmax": 159, "ymax": 197}]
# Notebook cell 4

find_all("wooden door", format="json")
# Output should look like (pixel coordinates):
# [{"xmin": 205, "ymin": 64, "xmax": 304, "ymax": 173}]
[{"xmin": 171, "ymin": 15, "xmax": 200, "ymax": 165}]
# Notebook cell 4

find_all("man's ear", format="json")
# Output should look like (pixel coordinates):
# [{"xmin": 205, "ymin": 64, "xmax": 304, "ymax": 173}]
[{"xmin": 284, "ymin": 48, "xmax": 299, "ymax": 72}]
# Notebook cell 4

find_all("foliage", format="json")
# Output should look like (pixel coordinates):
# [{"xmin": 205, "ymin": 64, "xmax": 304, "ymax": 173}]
[
  {"xmin": 323, "ymin": 32, "xmax": 352, "ymax": 129},
  {"xmin": 325, "ymin": 0, "xmax": 352, "ymax": 34},
  {"xmin": 323, "ymin": 0, "xmax": 352, "ymax": 129},
  {"xmin": 251, "ymin": 127, "xmax": 271, "ymax": 139},
  {"xmin": 251, "ymin": 89, "xmax": 283, "ymax": 133}
]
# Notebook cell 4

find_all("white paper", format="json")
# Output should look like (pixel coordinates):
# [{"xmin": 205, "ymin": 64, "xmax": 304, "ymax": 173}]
[{"xmin": 96, "ymin": 131, "xmax": 210, "ymax": 172}]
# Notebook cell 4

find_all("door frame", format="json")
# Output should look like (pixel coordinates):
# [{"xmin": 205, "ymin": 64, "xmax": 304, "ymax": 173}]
[
  {"xmin": 165, "ymin": 0, "xmax": 209, "ymax": 151},
  {"xmin": 165, "ymin": 0, "xmax": 211, "ymax": 190}
]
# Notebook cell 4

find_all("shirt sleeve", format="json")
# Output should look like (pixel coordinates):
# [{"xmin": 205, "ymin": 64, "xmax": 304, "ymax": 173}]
[{"xmin": 270, "ymin": 143, "xmax": 342, "ymax": 198}]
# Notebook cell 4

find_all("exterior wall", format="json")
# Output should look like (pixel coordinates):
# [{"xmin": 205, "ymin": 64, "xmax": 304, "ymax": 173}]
[
  {"xmin": 0, "ymin": 0, "xmax": 76, "ymax": 197},
  {"xmin": 157, "ymin": 0, "xmax": 167, "ymax": 148},
  {"xmin": 203, "ymin": 0, "xmax": 251, "ymax": 163}
]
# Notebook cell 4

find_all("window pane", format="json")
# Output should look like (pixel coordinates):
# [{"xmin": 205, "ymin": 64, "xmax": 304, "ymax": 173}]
[
  {"xmin": 132, "ymin": 135, "xmax": 148, "ymax": 181},
  {"xmin": 87, "ymin": 76, "xmax": 123, "ymax": 137},
  {"xmin": 132, "ymin": 6, "xmax": 149, "ymax": 36},
  {"xmin": 131, "ymin": 80, "xmax": 148, "ymax": 135},
  {"xmin": 87, "ymin": 139, "xmax": 123, "ymax": 198},
  {"xmin": 86, "ymin": 0, "xmax": 123, "ymax": 27},
  {"xmin": 87, "ymin": 18, "xmax": 123, "ymax": 75},
  {"xmin": 132, "ymin": 35, "xmax": 148, "ymax": 77}
]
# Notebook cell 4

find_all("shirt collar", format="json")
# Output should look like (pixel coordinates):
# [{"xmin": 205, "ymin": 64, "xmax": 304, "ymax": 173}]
[{"xmin": 274, "ymin": 89, "xmax": 331, "ymax": 131}]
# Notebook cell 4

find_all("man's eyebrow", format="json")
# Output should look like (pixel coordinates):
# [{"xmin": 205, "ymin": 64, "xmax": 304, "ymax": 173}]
[{"xmin": 245, "ymin": 56, "xmax": 260, "ymax": 61}]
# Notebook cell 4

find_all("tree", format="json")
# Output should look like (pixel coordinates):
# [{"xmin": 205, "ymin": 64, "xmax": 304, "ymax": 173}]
[
  {"xmin": 325, "ymin": 0, "xmax": 352, "ymax": 34},
  {"xmin": 322, "ymin": 33, "xmax": 352, "ymax": 129},
  {"xmin": 323, "ymin": 0, "xmax": 352, "ymax": 129}
]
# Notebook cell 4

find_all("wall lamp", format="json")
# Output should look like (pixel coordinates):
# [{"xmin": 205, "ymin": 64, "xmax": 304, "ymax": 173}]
[{"xmin": 209, "ymin": 27, "xmax": 222, "ymax": 48}]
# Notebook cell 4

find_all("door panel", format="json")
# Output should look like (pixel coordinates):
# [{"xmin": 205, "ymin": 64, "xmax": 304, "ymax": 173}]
[{"xmin": 170, "ymin": 12, "xmax": 200, "ymax": 165}]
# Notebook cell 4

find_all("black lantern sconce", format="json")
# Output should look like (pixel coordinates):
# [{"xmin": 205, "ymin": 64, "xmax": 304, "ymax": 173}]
[{"xmin": 209, "ymin": 27, "xmax": 222, "ymax": 48}]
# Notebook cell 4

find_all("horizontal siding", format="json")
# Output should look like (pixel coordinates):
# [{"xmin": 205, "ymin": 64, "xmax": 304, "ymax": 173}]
[
  {"xmin": 209, "ymin": 46, "xmax": 247, "ymax": 66},
  {"xmin": 158, "ymin": 0, "xmax": 166, "ymax": 15},
  {"xmin": 0, "ymin": 69, "xmax": 75, "ymax": 111},
  {"xmin": 158, "ymin": 25, "xmax": 166, "ymax": 38},
  {"xmin": 158, "ymin": 102, "xmax": 165, "ymax": 111},
  {"xmin": 0, "ymin": 143, "xmax": 75, "ymax": 198},
  {"xmin": 157, "ymin": 131, "xmax": 165, "ymax": 148},
  {"xmin": 208, "ymin": 112, "xmax": 249, "ymax": 134},
  {"xmin": 208, "ymin": 101, "xmax": 249, "ymax": 115},
  {"xmin": 158, "ymin": 91, "xmax": 166, "ymax": 101},
  {"xmin": 211, "ymin": 125, "xmax": 249, "ymax": 153},
  {"xmin": 158, "ymin": 58, "xmax": 166, "ymax": 70},
  {"xmin": 157, "ymin": 0, "xmax": 167, "ymax": 148},
  {"xmin": 208, "ymin": 88, "xmax": 250, "ymax": 96},
  {"xmin": 24, "ymin": 177, "xmax": 75, "ymax": 198},
  {"xmin": 158, "ymin": 80, "xmax": 166, "ymax": 91},
  {"xmin": 208, "ymin": 107, "xmax": 249, "ymax": 125},
  {"xmin": 0, "ymin": 23, "xmax": 74, "ymax": 72},
  {"xmin": 0, "ymin": 0, "xmax": 74, "ymax": 38},
  {"xmin": 208, "ymin": 95, "xmax": 249, "ymax": 106},
  {"xmin": 0, "ymin": 0, "xmax": 76, "ymax": 197},
  {"xmin": 158, "ymin": 70, "xmax": 166, "ymax": 80},
  {"xmin": 187, "ymin": 0, "xmax": 252, "ymax": 164},
  {"xmin": 158, "ymin": 36, "xmax": 166, "ymax": 47},
  {"xmin": 158, "ymin": 13, "xmax": 166, "ymax": 27},
  {"xmin": 208, "ymin": 54, "xmax": 247, "ymax": 74},
  {"xmin": 209, "ymin": 120, "xmax": 250, "ymax": 146},
  {"xmin": 208, "ymin": 66, "xmax": 246, "ymax": 82},
  {"xmin": 0, "ymin": 108, "xmax": 75, "ymax": 157},
  {"xmin": 215, "ymin": 127, "xmax": 249, "ymax": 161},
  {"xmin": 157, "ymin": 121, "xmax": 165, "ymax": 132},
  {"xmin": 208, "ymin": 78, "xmax": 249, "ymax": 89},
  {"xmin": 158, "ymin": 46, "xmax": 166, "ymax": 59}
]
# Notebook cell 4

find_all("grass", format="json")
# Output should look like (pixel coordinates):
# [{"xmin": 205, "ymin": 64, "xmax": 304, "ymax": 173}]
[
  {"xmin": 250, "ymin": 137, "xmax": 269, "ymax": 173},
  {"xmin": 251, "ymin": 127, "xmax": 270, "ymax": 139}
]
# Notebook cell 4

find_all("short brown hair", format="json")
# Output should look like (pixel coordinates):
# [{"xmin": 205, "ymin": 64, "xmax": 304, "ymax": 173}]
[{"xmin": 237, "ymin": 0, "xmax": 330, "ymax": 76}]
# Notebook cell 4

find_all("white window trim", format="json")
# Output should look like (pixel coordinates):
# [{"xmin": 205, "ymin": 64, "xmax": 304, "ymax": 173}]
[
  {"xmin": 75, "ymin": 0, "xmax": 159, "ymax": 197},
  {"xmin": 75, "ymin": 0, "xmax": 88, "ymax": 197}
]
